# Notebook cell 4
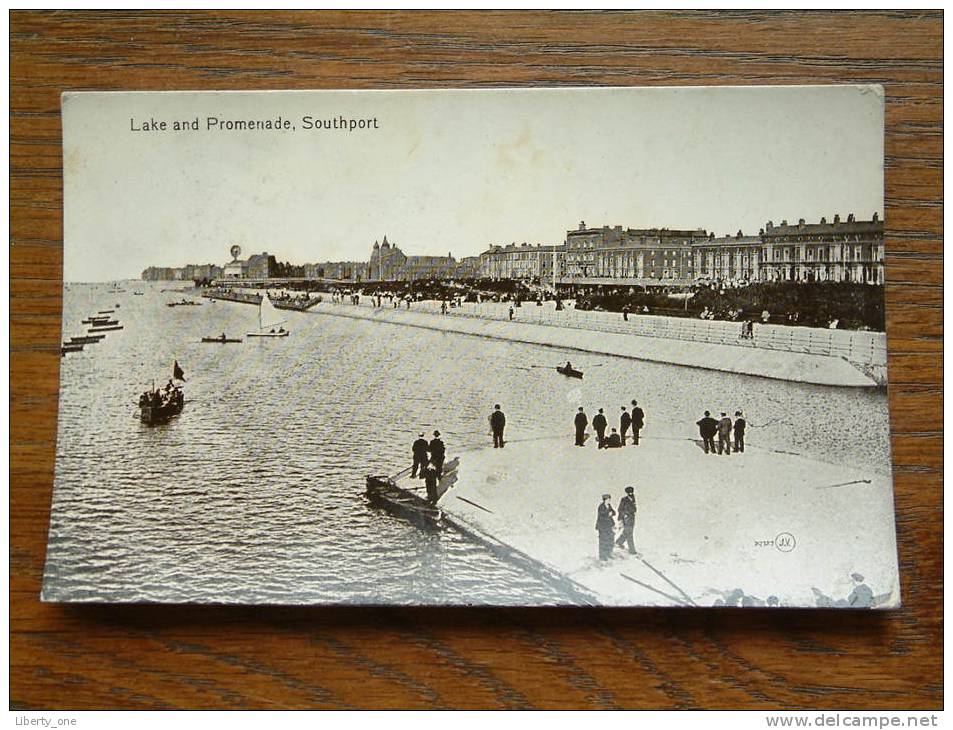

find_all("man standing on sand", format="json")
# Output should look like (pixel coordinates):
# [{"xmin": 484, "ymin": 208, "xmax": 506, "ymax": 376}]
[
  {"xmin": 595, "ymin": 494, "xmax": 616, "ymax": 561},
  {"xmin": 411, "ymin": 432, "xmax": 430, "ymax": 479},
  {"xmin": 696, "ymin": 411, "xmax": 718, "ymax": 454},
  {"xmin": 429, "ymin": 430, "xmax": 446, "ymax": 477},
  {"xmin": 593, "ymin": 408, "xmax": 608, "ymax": 448},
  {"xmin": 574, "ymin": 407, "xmax": 588, "ymax": 447},
  {"xmin": 630, "ymin": 400, "xmax": 645, "ymax": 445},
  {"xmin": 717, "ymin": 412, "xmax": 733, "ymax": 455},
  {"xmin": 619, "ymin": 406, "xmax": 631, "ymax": 446},
  {"xmin": 615, "ymin": 486, "xmax": 637, "ymax": 554},
  {"xmin": 733, "ymin": 410, "xmax": 746, "ymax": 453},
  {"xmin": 489, "ymin": 404, "xmax": 506, "ymax": 449}
]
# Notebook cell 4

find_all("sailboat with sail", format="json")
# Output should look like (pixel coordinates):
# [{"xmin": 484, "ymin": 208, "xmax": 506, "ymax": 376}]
[{"xmin": 246, "ymin": 292, "xmax": 290, "ymax": 337}]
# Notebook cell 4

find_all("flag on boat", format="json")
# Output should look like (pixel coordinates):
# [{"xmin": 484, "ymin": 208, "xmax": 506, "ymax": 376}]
[{"xmin": 173, "ymin": 360, "xmax": 186, "ymax": 381}]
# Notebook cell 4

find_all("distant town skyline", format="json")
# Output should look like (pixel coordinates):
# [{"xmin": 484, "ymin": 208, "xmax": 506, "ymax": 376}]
[{"xmin": 63, "ymin": 86, "xmax": 883, "ymax": 282}]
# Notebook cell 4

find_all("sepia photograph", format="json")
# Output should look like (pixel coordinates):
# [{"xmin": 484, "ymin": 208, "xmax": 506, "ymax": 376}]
[{"xmin": 43, "ymin": 85, "xmax": 899, "ymax": 608}]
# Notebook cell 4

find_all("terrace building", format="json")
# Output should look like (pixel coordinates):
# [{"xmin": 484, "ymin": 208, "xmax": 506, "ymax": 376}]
[{"xmin": 479, "ymin": 242, "xmax": 566, "ymax": 282}]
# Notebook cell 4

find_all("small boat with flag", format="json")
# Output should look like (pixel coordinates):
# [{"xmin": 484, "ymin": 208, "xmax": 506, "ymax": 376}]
[
  {"xmin": 138, "ymin": 361, "xmax": 187, "ymax": 425},
  {"xmin": 247, "ymin": 293, "xmax": 289, "ymax": 337}
]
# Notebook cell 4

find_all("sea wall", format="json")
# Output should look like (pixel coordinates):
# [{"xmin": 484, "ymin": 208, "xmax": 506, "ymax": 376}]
[{"xmin": 310, "ymin": 301, "xmax": 879, "ymax": 387}]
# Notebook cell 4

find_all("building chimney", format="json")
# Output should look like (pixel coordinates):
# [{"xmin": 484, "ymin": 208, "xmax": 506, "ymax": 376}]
[
  {"xmin": 798, "ymin": 218, "xmax": 805, "ymax": 226},
  {"xmin": 766, "ymin": 221, "xmax": 773, "ymax": 230},
  {"xmin": 833, "ymin": 214, "xmax": 840, "ymax": 224},
  {"xmin": 781, "ymin": 220, "xmax": 788, "ymax": 226},
  {"xmin": 820, "ymin": 217, "xmax": 827, "ymax": 225},
  {"xmin": 872, "ymin": 212, "xmax": 879, "ymax": 222},
  {"xmin": 579, "ymin": 221, "xmax": 586, "ymax": 230},
  {"xmin": 847, "ymin": 213, "xmax": 855, "ymax": 222}
]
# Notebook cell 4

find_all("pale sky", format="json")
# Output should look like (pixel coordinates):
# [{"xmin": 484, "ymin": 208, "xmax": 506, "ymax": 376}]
[{"xmin": 62, "ymin": 85, "xmax": 884, "ymax": 282}]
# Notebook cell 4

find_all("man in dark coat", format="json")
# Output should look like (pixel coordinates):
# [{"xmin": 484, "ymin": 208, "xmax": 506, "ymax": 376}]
[
  {"xmin": 574, "ymin": 407, "xmax": 588, "ymax": 446},
  {"xmin": 630, "ymin": 400, "xmax": 645, "ymax": 445},
  {"xmin": 735, "ymin": 411, "xmax": 748, "ymax": 454},
  {"xmin": 592, "ymin": 408, "xmax": 608, "ymax": 448},
  {"xmin": 696, "ymin": 411, "xmax": 718, "ymax": 454},
  {"xmin": 423, "ymin": 464, "xmax": 440, "ymax": 505},
  {"xmin": 717, "ymin": 412, "xmax": 733, "ymax": 455},
  {"xmin": 429, "ymin": 430, "xmax": 446, "ymax": 478},
  {"xmin": 489, "ymin": 404, "xmax": 506, "ymax": 448},
  {"xmin": 595, "ymin": 494, "xmax": 616, "ymax": 561},
  {"xmin": 615, "ymin": 486, "xmax": 637, "ymax": 554},
  {"xmin": 733, "ymin": 410, "xmax": 746, "ymax": 453},
  {"xmin": 411, "ymin": 432, "xmax": 430, "ymax": 478},
  {"xmin": 619, "ymin": 406, "xmax": 631, "ymax": 446}
]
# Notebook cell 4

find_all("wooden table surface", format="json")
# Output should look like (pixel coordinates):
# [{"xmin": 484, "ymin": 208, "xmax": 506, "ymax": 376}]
[{"xmin": 10, "ymin": 10, "xmax": 942, "ymax": 710}]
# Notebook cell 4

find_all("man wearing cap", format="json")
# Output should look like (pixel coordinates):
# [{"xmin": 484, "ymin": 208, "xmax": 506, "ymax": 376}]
[
  {"xmin": 595, "ymin": 494, "xmax": 616, "ymax": 561},
  {"xmin": 411, "ymin": 432, "xmax": 430, "ymax": 479},
  {"xmin": 733, "ymin": 410, "xmax": 746, "ymax": 454},
  {"xmin": 489, "ymin": 404, "xmax": 506, "ymax": 449},
  {"xmin": 615, "ymin": 487, "xmax": 637, "ymax": 554},
  {"xmin": 573, "ymin": 407, "xmax": 588, "ymax": 447},
  {"xmin": 429, "ymin": 430, "xmax": 446, "ymax": 478},
  {"xmin": 717, "ymin": 412, "xmax": 733, "ymax": 455},
  {"xmin": 593, "ymin": 408, "xmax": 608, "ymax": 448}
]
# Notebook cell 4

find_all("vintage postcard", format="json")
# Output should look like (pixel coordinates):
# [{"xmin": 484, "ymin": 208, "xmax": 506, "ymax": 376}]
[{"xmin": 44, "ymin": 86, "xmax": 898, "ymax": 607}]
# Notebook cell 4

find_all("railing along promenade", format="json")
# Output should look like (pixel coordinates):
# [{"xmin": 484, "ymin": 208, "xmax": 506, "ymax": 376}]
[{"xmin": 349, "ymin": 298, "xmax": 887, "ymax": 367}]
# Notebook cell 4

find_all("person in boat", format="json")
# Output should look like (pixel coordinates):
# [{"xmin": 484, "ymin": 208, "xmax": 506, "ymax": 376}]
[
  {"xmin": 605, "ymin": 428, "xmax": 622, "ymax": 448},
  {"xmin": 615, "ymin": 487, "xmax": 637, "ymax": 555},
  {"xmin": 220, "ymin": 332, "xmax": 227, "ymax": 342},
  {"xmin": 592, "ymin": 408, "xmax": 608, "ymax": 448},
  {"xmin": 595, "ymin": 494, "xmax": 616, "ymax": 562},
  {"xmin": 411, "ymin": 433, "xmax": 430, "ymax": 479},
  {"xmin": 564, "ymin": 361, "xmax": 574, "ymax": 373},
  {"xmin": 489, "ymin": 404, "xmax": 506, "ymax": 449},
  {"xmin": 429, "ymin": 431, "xmax": 446, "ymax": 478},
  {"xmin": 574, "ymin": 407, "xmax": 588, "ymax": 447},
  {"xmin": 138, "ymin": 392, "xmax": 149, "ymax": 408},
  {"xmin": 630, "ymin": 399, "xmax": 645, "ymax": 446}
]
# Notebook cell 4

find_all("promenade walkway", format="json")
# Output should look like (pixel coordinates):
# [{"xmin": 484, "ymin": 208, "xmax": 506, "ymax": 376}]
[{"xmin": 311, "ymin": 299, "xmax": 880, "ymax": 387}]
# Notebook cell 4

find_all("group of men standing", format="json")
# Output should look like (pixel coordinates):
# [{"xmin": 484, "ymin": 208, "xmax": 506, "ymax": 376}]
[
  {"xmin": 595, "ymin": 487, "xmax": 638, "ymax": 560},
  {"xmin": 695, "ymin": 410, "xmax": 746, "ymax": 455},
  {"xmin": 411, "ymin": 430, "xmax": 447, "ymax": 504},
  {"xmin": 574, "ymin": 401, "xmax": 645, "ymax": 448}
]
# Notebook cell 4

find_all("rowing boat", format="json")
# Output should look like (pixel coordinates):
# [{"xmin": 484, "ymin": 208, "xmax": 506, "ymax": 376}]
[
  {"xmin": 89, "ymin": 324, "xmax": 123, "ymax": 332},
  {"xmin": 201, "ymin": 337, "xmax": 243, "ymax": 343},
  {"xmin": 556, "ymin": 365, "xmax": 584, "ymax": 379},
  {"xmin": 61, "ymin": 344, "xmax": 84, "ymax": 355}
]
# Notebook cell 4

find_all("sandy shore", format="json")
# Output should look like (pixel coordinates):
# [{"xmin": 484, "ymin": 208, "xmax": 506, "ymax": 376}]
[{"xmin": 394, "ymin": 433, "xmax": 899, "ymax": 608}]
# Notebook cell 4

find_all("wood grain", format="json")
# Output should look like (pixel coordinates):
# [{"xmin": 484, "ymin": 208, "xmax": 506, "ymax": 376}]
[{"xmin": 10, "ymin": 10, "xmax": 942, "ymax": 710}]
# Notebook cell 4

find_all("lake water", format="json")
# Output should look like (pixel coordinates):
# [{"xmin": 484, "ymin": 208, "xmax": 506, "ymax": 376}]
[{"xmin": 42, "ymin": 282, "xmax": 892, "ymax": 604}]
